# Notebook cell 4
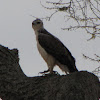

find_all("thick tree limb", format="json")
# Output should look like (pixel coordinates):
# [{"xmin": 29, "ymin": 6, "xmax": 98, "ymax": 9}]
[{"xmin": 0, "ymin": 45, "xmax": 99, "ymax": 100}]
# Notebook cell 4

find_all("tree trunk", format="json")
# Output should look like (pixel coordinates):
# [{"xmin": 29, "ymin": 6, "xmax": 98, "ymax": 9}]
[{"xmin": 0, "ymin": 45, "xmax": 99, "ymax": 100}]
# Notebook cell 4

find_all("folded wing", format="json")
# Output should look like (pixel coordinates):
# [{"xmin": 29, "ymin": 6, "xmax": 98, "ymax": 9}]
[{"xmin": 38, "ymin": 30, "xmax": 78, "ymax": 72}]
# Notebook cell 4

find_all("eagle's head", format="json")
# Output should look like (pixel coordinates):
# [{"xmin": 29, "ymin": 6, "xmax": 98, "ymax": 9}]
[{"xmin": 32, "ymin": 19, "xmax": 43, "ymax": 31}]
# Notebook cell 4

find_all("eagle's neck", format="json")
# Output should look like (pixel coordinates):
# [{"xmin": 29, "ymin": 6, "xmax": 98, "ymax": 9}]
[
  {"xmin": 34, "ymin": 31, "xmax": 39, "ymax": 42},
  {"xmin": 34, "ymin": 28, "xmax": 51, "ymax": 42},
  {"xmin": 35, "ymin": 28, "xmax": 46, "ymax": 35},
  {"xmin": 34, "ymin": 28, "xmax": 43, "ymax": 41}
]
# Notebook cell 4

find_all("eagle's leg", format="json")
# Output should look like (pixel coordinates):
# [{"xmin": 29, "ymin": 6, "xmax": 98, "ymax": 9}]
[{"xmin": 49, "ymin": 67, "xmax": 60, "ymax": 75}]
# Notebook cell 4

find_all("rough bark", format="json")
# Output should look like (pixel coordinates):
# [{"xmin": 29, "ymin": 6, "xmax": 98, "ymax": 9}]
[{"xmin": 0, "ymin": 45, "xmax": 99, "ymax": 100}]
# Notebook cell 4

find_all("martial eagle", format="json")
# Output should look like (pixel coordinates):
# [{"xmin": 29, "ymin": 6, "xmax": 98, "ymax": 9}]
[{"xmin": 32, "ymin": 19, "xmax": 78, "ymax": 74}]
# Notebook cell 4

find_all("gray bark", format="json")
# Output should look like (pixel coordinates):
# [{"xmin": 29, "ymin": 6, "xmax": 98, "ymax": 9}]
[{"xmin": 0, "ymin": 45, "xmax": 99, "ymax": 100}]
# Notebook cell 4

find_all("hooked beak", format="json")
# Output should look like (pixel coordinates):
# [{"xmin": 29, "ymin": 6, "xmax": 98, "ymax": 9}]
[{"xmin": 32, "ymin": 22, "xmax": 34, "ymax": 25}]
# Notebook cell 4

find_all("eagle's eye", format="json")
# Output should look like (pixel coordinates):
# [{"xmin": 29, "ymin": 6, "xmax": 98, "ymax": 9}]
[{"xmin": 37, "ymin": 22, "xmax": 41, "ymax": 24}]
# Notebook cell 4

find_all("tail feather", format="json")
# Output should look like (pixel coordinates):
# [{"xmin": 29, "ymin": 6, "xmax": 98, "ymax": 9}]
[{"xmin": 57, "ymin": 62, "xmax": 78, "ymax": 74}]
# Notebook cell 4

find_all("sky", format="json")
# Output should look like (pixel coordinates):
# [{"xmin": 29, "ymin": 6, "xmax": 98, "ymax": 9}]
[{"xmin": 0, "ymin": 0, "xmax": 100, "ymax": 77}]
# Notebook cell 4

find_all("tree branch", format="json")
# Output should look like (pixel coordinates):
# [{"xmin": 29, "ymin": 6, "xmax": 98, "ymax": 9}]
[{"xmin": 0, "ymin": 45, "xmax": 99, "ymax": 100}]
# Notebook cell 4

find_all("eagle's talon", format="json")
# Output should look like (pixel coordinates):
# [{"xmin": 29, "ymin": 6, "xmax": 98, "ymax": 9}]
[
  {"xmin": 52, "ymin": 71, "xmax": 60, "ymax": 75},
  {"xmin": 39, "ymin": 69, "xmax": 49, "ymax": 75},
  {"xmin": 39, "ymin": 70, "xmax": 60, "ymax": 76}
]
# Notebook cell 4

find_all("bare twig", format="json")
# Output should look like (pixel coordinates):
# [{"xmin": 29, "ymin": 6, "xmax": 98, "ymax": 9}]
[
  {"xmin": 83, "ymin": 54, "xmax": 100, "ymax": 62},
  {"xmin": 41, "ymin": 0, "xmax": 100, "ymax": 40}
]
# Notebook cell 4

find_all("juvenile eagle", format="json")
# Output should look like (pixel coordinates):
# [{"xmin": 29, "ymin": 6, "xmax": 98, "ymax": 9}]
[{"xmin": 32, "ymin": 19, "xmax": 78, "ymax": 74}]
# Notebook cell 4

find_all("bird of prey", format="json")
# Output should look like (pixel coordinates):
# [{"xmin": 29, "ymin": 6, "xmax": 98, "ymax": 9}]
[{"xmin": 32, "ymin": 19, "xmax": 78, "ymax": 74}]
